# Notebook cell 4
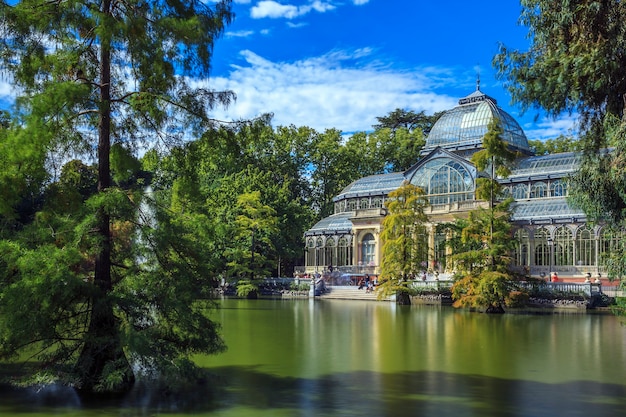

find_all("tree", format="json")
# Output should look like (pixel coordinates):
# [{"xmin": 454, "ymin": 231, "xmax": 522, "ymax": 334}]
[
  {"xmin": 227, "ymin": 191, "xmax": 279, "ymax": 286},
  {"xmin": 450, "ymin": 119, "xmax": 519, "ymax": 313},
  {"xmin": 493, "ymin": 0, "xmax": 626, "ymax": 138},
  {"xmin": 378, "ymin": 181, "xmax": 429, "ymax": 304},
  {"xmin": 527, "ymin": 135, "xmax": 582, "ymax": 156},
  {"xmin": 0, "ymin": 0, "xmax": 233, "ymax": 392},
  {"xmin": 494, "ymin": 0, "xmax": 626, "ymax": 286},
  {"xmin": 373, "ymin": 108, "xmax": 443, "ymax": 134},
  {"xmin": 309, "ymin": 129, "xmax": 358, "ymax": 218}
]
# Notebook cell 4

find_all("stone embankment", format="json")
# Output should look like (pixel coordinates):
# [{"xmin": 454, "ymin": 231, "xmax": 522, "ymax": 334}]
[{"xmin": 527, "ymin": 297, "xmax": 588, "ymax": 310}]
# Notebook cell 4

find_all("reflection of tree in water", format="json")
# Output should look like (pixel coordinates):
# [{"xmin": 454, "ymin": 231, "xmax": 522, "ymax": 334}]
[{"xmin": 1, "ymin": 368, "xmax": 624, "ymax": 416}]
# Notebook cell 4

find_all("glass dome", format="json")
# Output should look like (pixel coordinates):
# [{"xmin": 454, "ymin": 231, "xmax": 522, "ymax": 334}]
[{"xmin": 423, "ymin": 89, "xmax": 530, "ymax": 155}]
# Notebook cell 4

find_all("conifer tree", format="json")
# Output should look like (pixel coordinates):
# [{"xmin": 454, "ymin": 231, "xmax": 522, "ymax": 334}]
[
  {"xmin": 0, "ymin": 0, "xmax": 233, "ymax": 392},
  {"xmin": 450, "ymin": 119, "xmax": 518, "ymax": 313},
  {"xmin": 378, "ymin": 181, "xmax": 429, "ymax": 304}
]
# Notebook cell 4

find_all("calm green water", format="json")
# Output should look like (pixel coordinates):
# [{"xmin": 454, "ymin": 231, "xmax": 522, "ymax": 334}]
[{"xmin": 1, "ymin": 298, "xmax": 625, "ymax": 416}]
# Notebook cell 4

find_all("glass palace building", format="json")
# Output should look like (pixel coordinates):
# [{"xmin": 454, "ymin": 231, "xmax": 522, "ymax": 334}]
[{"xmin": 303, "ymin": 88, "xmax": 612, "ymax": 280}]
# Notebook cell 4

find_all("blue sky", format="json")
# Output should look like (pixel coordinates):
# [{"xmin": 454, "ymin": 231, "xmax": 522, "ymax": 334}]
[{"xmin": 206, "ymin": 0, "xmax": 576, "ymax": 140}]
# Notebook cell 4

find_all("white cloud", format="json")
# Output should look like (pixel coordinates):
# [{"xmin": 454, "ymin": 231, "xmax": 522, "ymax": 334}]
[
  {"xmin": 353, "ymin": 0, "xmax": 369, "ymax": 4},
  {"xmin": 287, "ymin": 21, "xmax": 308, "ymax": 28},
  {"xmin": 522, "ymin": 115, "xmax": 578, "ymax": 141},
  {"xmin": 226, "ymin": 30, "xmax": 255, "ymax": 38},
  {"xmin": 251, "ymin": 0, "xmax": 336, "ymax": 19},
  {"xmin": 204, "ymin": 49, "xmax": 458, "ymax": 133}
]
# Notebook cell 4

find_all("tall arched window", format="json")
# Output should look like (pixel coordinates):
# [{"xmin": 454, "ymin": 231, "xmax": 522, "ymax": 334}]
[
  {"xmin": 306, "ymin": 238, "xmax": 316, "ymax": 267},
  {"xmin": 531, "ymin": 182, "xmax": 548, "ymax": 198},
  {"xmin": 534, "ymin": 228, "xmax": 550, "ymax": 266},
  {"xmin": 359, "ymin": 198, "xmax": 369, "ymax": 210},
  {"xmin": 512, "ymin": 184, "xmax": 528, "ymax": 200},
  {"xmin": 550, "ymin": 180, "xmax": 567, "ymax": 197},
  {"xmin": 575, "ymin": 227, "xmax": 595, "ymax": 266},
  {"xmin": 434, "ymin": 230, "xmax": 447, "ymax": 271},
  {"xmin": 554, "ymin": 226, "xmax": 573, "ymax": 266},
  {"xmin": 325, "ymin": 237, "xmax": 336, "ymax": 269},
  {"xmin": 361, "ymin": 233, "xmax": 376, "ymax": 265},
  {"xmin": 514, "ymin": 229, "xmax": 530, "ymax": 266},
  {"xmin": 338, "ymin": 236, "xmax": 352, "ymax": 267}
]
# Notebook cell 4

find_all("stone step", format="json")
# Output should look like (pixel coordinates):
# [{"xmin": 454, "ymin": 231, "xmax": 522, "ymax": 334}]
[{"xmin": 319, "ymin": 286, "xmax": 391, "ymax": 301}]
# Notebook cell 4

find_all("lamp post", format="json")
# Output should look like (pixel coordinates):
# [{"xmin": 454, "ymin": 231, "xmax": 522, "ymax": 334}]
[{"xmin": 547, "ymin": 237, "xmax": 554, "ymax": 282}]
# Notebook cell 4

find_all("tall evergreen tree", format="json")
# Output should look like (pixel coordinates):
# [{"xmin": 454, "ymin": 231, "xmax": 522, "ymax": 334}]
[
  {"xmin": 0, "ymin": 0, "xmax": 233, "ymax": 392},
  {"xmin": 378, "ymin": 181, "xmax": 429, "ymax": 304},
  {"xmin": 450, "ymin": 119, "xmax": 518, "ymax": 313}
]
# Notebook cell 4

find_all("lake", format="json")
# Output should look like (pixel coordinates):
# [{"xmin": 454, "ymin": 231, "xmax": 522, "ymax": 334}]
[{"xmin": 1, "ymin": 298, "xmax": 625, "ymax": 416}]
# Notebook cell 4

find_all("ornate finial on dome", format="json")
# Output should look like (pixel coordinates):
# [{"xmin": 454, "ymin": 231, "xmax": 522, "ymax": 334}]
[{"xmin": 476, "ymin": 69, "xmax": 481, "ymax": 91}]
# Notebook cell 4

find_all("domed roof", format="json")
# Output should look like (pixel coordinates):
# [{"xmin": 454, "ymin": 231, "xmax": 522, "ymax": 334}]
[{"xmin": 422, "ymin": 88, "xmax": 530, "ymax": 155}]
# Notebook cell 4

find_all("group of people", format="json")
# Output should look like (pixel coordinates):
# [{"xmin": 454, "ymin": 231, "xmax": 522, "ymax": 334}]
[{"xmin": 357, "ymin": 275, "xmax": 377, "ymax": 293}]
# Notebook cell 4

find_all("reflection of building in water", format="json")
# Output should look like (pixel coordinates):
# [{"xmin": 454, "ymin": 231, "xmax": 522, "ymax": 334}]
[{"xmin": 302, "ymin": 87, "xmax": 611, "ymax": 281}]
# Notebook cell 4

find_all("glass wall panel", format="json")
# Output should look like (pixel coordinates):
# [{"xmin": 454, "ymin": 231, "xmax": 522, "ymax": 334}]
[
  {"xmin": 554, "ymin": 226, "xmax": 573, "ymax": 266},
  {"xmin": 337, "ymin": 237, "xmax": 352, "ymax": 267},
  {"xmin": 575, "ymin": 227, "xmax": 595, "ymax": 266},
  {"xmin": 514, "ymin": 229, "xmax": 530, "ymax": 266},
  {"xmin": 513, "ymin": 184, "xmax": 528, "ymax": 200},
  {"xmin": 534, "ymin": 228, "xmax": 549, "ymax": 266},
  {"xmin": 531, "ymin": 182, "xmax": 548, "ymax": 198},
  {"xmin": 550, "ymin": 180, "xmax": 567, "ymax": 197},
  {"xmin": 325, "ymin": 237, "xmax": 336, "ymax": 269},
  {"xmin": 410, "ymin": 157, "xmax": 474, "ymax": 205}
]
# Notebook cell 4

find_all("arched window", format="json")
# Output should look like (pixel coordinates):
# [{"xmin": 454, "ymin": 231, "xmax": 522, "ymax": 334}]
[
  {"xmin": 325, "ymin": 237, "xmax": 336, "ymax": 269},
  {"xmin": 575, "ymin": 227, "xmax": 595, "ymax": 266},
  {"xmin": 554, "ymin": 226, "xmax": 573, "ymax": 266},
  {"xmin": 514, "ymin": 229, "xmax": 530, "ymax": 266},
  {"xmin": 337, "ymin": 236, "xmax": 352, "ymax": 267},
  {"xmin": 534, "ymin": 228, "xmax": 550, "ymax": 266},
  {"xmin": 410, "ymin": 157, "xmax": 474, "ymax": 205},
  {"xmin": 531, "ymin": 182, "xmax": 548, "ymax": 198},
  {"xmin": 361, "ymin": 233, "xmax": 376, "ymax": 265},
  {"xmin": 372, "ymin": 197, "xmax": 383, "ymax": 208},
  {"xmin": 359, "ymin": 198, "xmax": 369, "ymax": 210},
  {"xmin": 434, "ymin": 229, "xmax": 447, "ymax": 271},
  {"xmin": 347, "ymin": 199, "xmax": 356, "ymax": 211},
  {"xmin": 306, "ymin": 238, "xmax": 316, "ymax": 267},
  {"xmin": 550, "ymin": 180, "xmax": 567, "ymax": 197},
  {"xmin": 512, "ymin": 184, "xmax": 528, "ymax": 200}
]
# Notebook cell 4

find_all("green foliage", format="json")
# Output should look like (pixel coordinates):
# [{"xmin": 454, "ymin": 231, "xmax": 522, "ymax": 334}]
[
  {"xmin": 494, "ymin": 0, "xmax": 626, "ymax": 134},
  {"xmin": 226, "ymin": 191, "xmax": 279, "ymax": 280},
  {"xmin": 0, "ymin": 0, "xmax": 234, "ymax": 392},
  {"xmin": 451, "ymin": 121, "xmax": 519, "ymax": 313},
  {"xmin": 528, "ymin": 135, "xmax": 581, "ymax": 156},
  {"xmin": 373, "ymin": 108, "xmax": 443, "ymax": 133},
  {"xmin": 495, "ymin": 1, "xmax": 626, "ymax": 289},
  {"xmin": 378, "ymin": 181, "xmax": 429, "ymax": 300},
  {"xmin": 235, "ymin": 280, "xmax": 259, "ymax": 298}
]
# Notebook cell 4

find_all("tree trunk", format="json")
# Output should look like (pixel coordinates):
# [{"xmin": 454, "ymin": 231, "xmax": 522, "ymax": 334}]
[
  {"xmin": 396, "ymin": 291, "xmax": 411, "ymax": 305},
  {"xmin": 485, "ymin": 304, "xmax": 505, "ymax": 314},
  {"xmin": 75, "ymin": 0, "xmax": 133, "ymax": 392}
]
